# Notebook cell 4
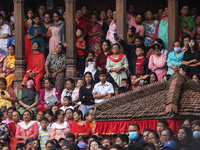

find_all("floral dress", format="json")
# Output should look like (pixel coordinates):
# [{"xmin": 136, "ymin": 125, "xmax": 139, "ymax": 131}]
[
  {"xmin": 106, "ymin": 21, "xmax": 117, "ymax": 45},
  {"xmin": 49, "ymin": 27, "xmax": 59, "ymax": 53}
]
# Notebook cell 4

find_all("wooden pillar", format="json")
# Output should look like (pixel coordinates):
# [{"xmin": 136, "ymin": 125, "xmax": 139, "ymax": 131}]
[
  {"xmin": 116, "ymin": 0, "xmax": 126, "ymax": 52},
  {"xmin": 13, "ymin": 0, "xmax": 26, "ymax": 93},
  {"xmin": 65, "ymin": 0, "xmax": 77, "ymax": 78},
  {"xmin": 168, "ymin": 0, "xmax": 179, "ymax": 52}
]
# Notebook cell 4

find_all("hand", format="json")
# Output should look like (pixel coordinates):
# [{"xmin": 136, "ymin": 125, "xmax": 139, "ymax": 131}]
[
  {"xmin": 75, "ymin": 42, "xmax": 79, "ymax": 48},
  {"xmin": 34, "ymin": 31, "xmax": 40, "ymax": 37},
  {"xmin": 63, "ymin": 43, "xmax": 67, "ymax": 47},
  {"xmin": 52, "ymin": 72, "xmax": 57, "ymax": 78},
  {"xmin": 28, "ymin": 71, "xmax": 35, "ymax": 77},
  {"xmin": 26, "ymin": 142, "xmax": 32, "ymax": 150},
  {"xmin": 44, "ymin": 104, "xmax": 50, "ymax": 110},
  {"xmin": 97, "ymin": 66, "xmax": 103, "ymax": 71},
  {"xmin": 86, "ymin": 57, "xmax": 89, "ymax": 61},
  {"xmin": 115, "ymin": 68, "xmax": 121, "ymax": 73},
  {"xmin": 90, "ymin": 100, "xmax": 94, "ymax": 102},
  {"xmin": 1, "ymin": 95, "xmax": 8, "ymax": 100},
  {"xmin": 103, "ymin": 93, "xmax": 108, "ymax": 97},
  {"xmin": 79, "ymin": 36, "xmax": 84, "ymax": 43},
  {"xmin": 192, "ymin": 59, "xmax": 199, "ymax": 63},
  {"xmin": 26, "ymin": 106, "xmax": 31, "ymax": 110},
  {"xmin": 93, "ymin": 58, "xmax": 96, "ymax": 62},
  {"xmin": 44, "ymin": 73, "xmax": 51, "ymax": 78},
  {"xmin": 23, "ymin": 136, "xmax": 29, "ymax": 142},
  {"xmin": 142, "ymin": 74, "xmax": 149, "ymax": 80},
  {"xmin": 37, "ymin": 30, "xmax": 42, "ymax": 35}
]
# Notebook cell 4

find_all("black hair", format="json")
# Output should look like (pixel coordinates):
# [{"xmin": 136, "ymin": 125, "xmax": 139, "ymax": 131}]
[
  {"xmin": 41, "ymin": 117, "xmax": 49, "ymax": 122},
  {"xmin": 173, "ymin": 40, "xmax": 181, "ymax": 47},
  {"xmin": 45, "ymin": 78, "xmax": 55, "ymax": 86},
  {"xmin": 57, "ymin": 3, "xmax": 64, "ymax": 9},
  {"xmin": 65, "ymin": 108, "xmax": 74, "ymax": 114},
  {"xmin": 180, "ymin": 4, "xmax": 189, "ymax": 10},
  {"xmin": 74, "ymin": 110, "xmax": 83, "ymax": 120},
  {"xmin": 161, "ymin": 127, "xmax": 174, "ymax": 138},
  {"xmin": 16, "ymin": 143, "xmax": 26, "ymax": 150},
  {"xmin": 146, "ymin": 9, "xmax": 155, "ymax": 15},
  {"xmin": 135, "ymin": 12, "xmax": 144, "ymax": 22},
  {"xmin": 66, "ymin": 143, "xmax": 79, "ymax": 150},
  {"xmin": 157, "ymin": 119, "xmax": 169, "ymax": 127},
  {"xmin": 118, "ymin": 87, "xmax": 128, "ymax": 94},
  {"xmin": 23, "ymin": 110, "xmax": 31, "ymax": 116},
  {"xmin": 192, "ymin": 74, "xmax": 200, "ymax": 80},
  {"xmin": 8, "ymin": 45, "xmax": 15, "ymax": 50},
  {"xmin": 13, "ymin": 111, "xmax": 21, "ymax": 116},
  {"xmin": 135, "ymin": 36, "xmax": 144, "ymax": 42},
  {"xmin": 88, "ymin": 135, "xmax": 98, "ymax": 140},
  {"xmin": 32, "ymin": 41, "xmax": 41, "ymax": 48},
  {"xmin": 154, "ymin": 38, "xmax": 165, "ymax": 49},
  {"xmin": 87, "ymin": 50, "xmax": 95, "ymax": 57},
  {"xmin": 129, "ymin": 26, "xmax": 136, "ymax": 34},
  {"xmin": 182, "ymin": 35, "xmax": 191, "ymax": 41},
  {"xmin": 59, "ymin": 138, "xmax": 65, "ymax": 143},
  {"xmin": 54, "ymin": 109, "xmax": 64, "ymax": 120},
  {"xmin": 90, "ymin": 13, "xmax": 98, "ymax": 19},
  {"xmin": 121, "ymin": 78, "xmax": 129, "ymax": 83},
  {"xmin": 178, "ymin": 144, "xmax": 191, "ymax": 150},
  {"xmin": 84, "ymin": 112, "xmax": 90, "ymax": 120},
  {"xmin": 7, "ymin": 107, "xmax": 16, "ymax": 112},
  {"xmin": 83, "ymin": 72, "xmax": 95, "ymax": 88},
  {"xmin": 32, "ymin": 14, "xmax": 41, "ymax": 24},
  {"xmin": 76, "ymin": 137, "xmax": 86, "ymax": 144},
  {"xmin": 129, "ymin": 123, "xmax": 140, "ymax": 131},
  {"xmin": 175, "ymin": 126, "xmax": 193, "ymax": 145},
  {"xmin": 106, "ymin": 8, "xmax": 113, "ymax": 13},
  {"xmin": 0, "ymin": 77, "xmax": 7, "ymax": 86},
  {"xmin": 117, "ymin": 134, "xmax": 129, "ymax": 144},
  {"xmin": 186, "ymin": 39, "xmax": 199, "ymax": 60},
  {"xmin": 89, "ymin": 139, "xmax": 102, "ymax": 150},
  {"xmin": 128, "ymin": 3, "xmax": 135, "ymax": 8},
  {"xmin": 36, "ymin": 110, "xmax": 44, "ymax": 118},
  {"xmin": 66, "ymin": 133, "xmax": 75, "ymax": 142},
  {"xmin": 0, "ymin": 13, "xmax": 3, "ymax": 18},
  {"xmin": 143, "ymin": 128, "xmax": 154, "ymax": 133},
  {"xmin": 145, "ymin": 72, "xmax": 158, "ymax": 84},
  {"xmin": 152, "ymin": 44, "xmax": 161, "ymax": 51},
  {"xmin": 183, "ymin": 119, "xmax": 193, "ymax": 126},
  {"xmin": 1, "ymin": 9, "xmax": 10, "ymax": 22},
  {"xmin": 147, "ymin": 130, "xmax": 159, "ymax": 140},
  {"xmin": 98, "ymin": 70, "xmax": 108, "ymax": 77},
  {"xmin": 98, "ymin": 146, "xmax": 108, "ymax": 150},
  {"xmin": 58, "ymin": 43, "xmax": 64, "ymax": 49},
  {"xmin": 29, "ymin": 109, "xmax": 35, "ymax": 120},
  {"xmin": 38, "ymin": 4, "xmax": 46, "ymax": 9},
  {"xmin": 77, "ymin": 27, "xmax": 84, "ymax": 35},
  {"xmin": 136, "ymin": 45, "xmax": 144, "ymax": 51},
  {"xmin": 81, "ymin": 5, "xmax": 88, "ymax": 10},
  {"xmin": 179, "ymin": 65, "xmax": 190, "ymax": 77},
  {"xmin": 53, "ymin": 11, "xmax": 62, "ymax": 17},
  {"xmin": 90, "ymin": 9, "xmax": 99, "ymax": 18},
  {"xmin": 51, "ymin": 139, "xmax": 59, "ymax": 145},
  {"xmin": 162, "ymin": 74, "xmax": 171, "ymax": 81},
  {"xmin": 26, "ymin": 8, "xmax": 33, "ymax": 19},
  {"xmin": 112, "ymin": 43, "xmax": 120, "ymax": 49},
  {"xmin": 126, "ymin": 143, "xmax": 143, "ymax": 150},
  {"xmin": 66, "ymin": 78, "xmax": 75, "ymax": 86},
  {"xmin": 63, "ymin": 96, "xmax": 72, "ymax": 101},
  {"xmin": 32, "ymin": 139, "xmax": 41, "ymax": 150},
  {"xmin": 102, "ymin": 40, "xmax": 111, "ymax": 47},
  {"xmin": 45, "ymin": 110, "xmax": 54, "ymax": 117},
  {"xmin": 130, "ymin": 74, "xmax": 139, "ymax": 79},
  {"xmin": 44, "ymin": 12, "xmax": 51, "ymax": 18},
  {"xmin": 45, "ymin": 140, "xmax": 54, "ymax": 147},
  {"xmin": 110, "ymin": 144, "xmax": 124, "ymax": 150}
]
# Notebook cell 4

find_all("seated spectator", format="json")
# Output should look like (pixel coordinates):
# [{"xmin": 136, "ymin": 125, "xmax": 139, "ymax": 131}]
[
  {"xmin": 76, "ymin": 27, "xmax": 86, "ymax": 77},
  {"xmin": 37, "ymin": 78, "xmax": 61, "ymax": 113},
  {"xmin": 84, "ymin": 51, "xmax": 97, "ymax": 79},
  {"xmin": 102, "ymin": 139, "xmax": 113, "ymax": 149},
  {"xmin": 179, "ymin": 65, "xmax": 190, "ymax": 81},
  {"xmin": 143, "ymin": 142, "xmax": 156, "ymax": 150},
  {"xmin": 0, "ymin": 78, "xmax": 17, "ymax": 108},
  {"xmin": 116, "ymin": 134, "xmax": 129, "ymax": 148},
  {"xmin": 175, "ymin": 126, "xmax": 193, "ymax": 146},
  {"xmin": 98, "ymin": 10, "xmax": 109, "ymax": 36},
  {"xmin": 106, "ymin": 11, "xmax": 116, "ymax": 45},
  {"xmin": 44, "ymin": 44, "xmax": 66, "ymax": 89},
  {"xmin": 7, "ymin": 28, "xmax": 15, "ymax": 48},
  {"xmin": 167, "ymin": 41, "xmax": 184, "ymax": 75},
  {"xmin": 0, "ymin": 13, "xmax": 10, "ymax": 57},
  {"xmin": 121, "ymin": 78, "xmax": 129, "ymax": 90},
  {"xmin": 16, "ymin": 143, "xmax": 26, "ymax": 150},
  {"xmin": 128, "ymin": 74, "xmax": 141, "ymax": 91},
  {"xmin": 0, "ymin": 111, "xmax": 9, "ymax": 145},
  {"xmin": 80, "ymin": 72, "xmax": 95, "ymax": 116},
  {"xmin": 89, "ymin": 139, "xmax": 101, "ymax": 150},
  {"xmin": 28, "ymin": 14, "xmax": 46, "ymax": 55},
  {"xmin": 0, "ymin": 54, "xmax": 5, "ymax": 75},
  {"xmin": 50, "ymin": 109, "xmax": 71, "ymax": 141},
  {"xmin": 182, "ymin": 39, "xmax": 200, "ymax": 77},
  {"xmin": 179, "ymin": 5, "xmax": 195, "ymax": 38},
  {"xmin": 143, "ymin": 10, "xmax": 158, "ymax": 46},
  {"xmin": 8, "ymin": 111, "xmax": 20, "ymax": 150},
  {"xmin": 71, "ymin": 110, "xmax": 92, "ymax": 140},
  {"xmin": 22, "ymin": 41, "xmax": 45, "ymax": 91},
  {"xmin": 162, "ymin": 74, "xmax": 171, "ymax": 82},
  {"xmin": 60, "ymin": 96, "xmax": 74, "ymax": 112},
  {"xmin": 65, "ymin": 108, "xmax": 75, "ymax": 127},
  {"xmin": 45, "ymin": 140, "xmax": 54, "ymax": 150},
  {"xmin": 126, "ymin": 26, "xmax": 136, "ymax": 45},
  {"xmin": 142, "ymin": 128, "xmax": 154, "ymax": 142},
  {"xmin": 192, "ymin": 74, "xmax": 200, "ymax": 83},
  {"xmin": 147, "ymin": 130, "xmax": 160, "ymax": 148},
  {"xmin": 106, "ymin": 43, "xmax": 129, "ymax": 87},
  {"xmin": 128, "ymin": 123, "xmax": 146, "ymax": 146},
  {"xmin": 15, "ymin": 110, "xmax": 39, "ymax": 144},
  {"xmin": 1, "ymin": 45, "xmax": 15, "ymax": 87},
  {"xmin": 88, "ymin": 135, "xmax": 98, "ymax": 145},
  {"xmin": 160, "ymin": 127, "xmax": 174, "ymax": 149},
  {"xmin": 157, "ymin": 119, "xmax": 169, "ymax": 136},
  {"xmin": 2, "ymin": 107, "xmax": 16, "ymax": 124},
  {"xmin": 42, "ymin": 110, "xmax": 54, "ymax": 131},
  {"xmin": 182, "ymin": 119, "xmax": 192, "ymax": 129},
  {"xmin": 181, "ymin": 35, "xmax": 191, "ymax": 52},
  {"xmin": 85, "ymin": 112, "xmax": 95, "ymax": 134},
  {"xmin": 76, "ymin": 79, "xmax": 83, "ymax": 89},
  {"xmin": 47, "ymin": 11, "xmax": 65, "ymax": 53},
  {"xmin": 51, "ymin": 105, "xmax": 58, "ymax": 115},
  {"xmin": 148, "ymin": 44, "xmax": 167, "ymax": 81},
  {"xmin": 18, "ymin": 78, "xmax": 39, "ymax": 115},
  {"xmin": 163, "ymin": 140, "xmax": 178, "ymax": 150},
  {"xmin": 127, "ymin": 12, "xmax": 145, "ymax": 37},
  {"xmin": 92, "ymin": 70, "xmax": 114, "ymax": 104},
  {"xmin": 88, "ymin": 13, "xmax": 104, "ymax": 57}
]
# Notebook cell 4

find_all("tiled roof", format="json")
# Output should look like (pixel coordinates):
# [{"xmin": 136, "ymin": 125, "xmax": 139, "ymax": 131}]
[{"xmin": 94, "ymin": 73, "xmax": 200, "ymax": 121}]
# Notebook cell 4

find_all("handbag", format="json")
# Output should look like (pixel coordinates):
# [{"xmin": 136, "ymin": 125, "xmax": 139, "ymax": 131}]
[{"xmin": 45, "ymin": 95, "xmax": 58, "ymax": 107}]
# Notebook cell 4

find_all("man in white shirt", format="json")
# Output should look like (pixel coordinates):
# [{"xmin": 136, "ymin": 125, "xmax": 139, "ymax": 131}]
[
  {"xmin": 0, "ymin": 13, "xmax": 10, "ymax": 57},
  {"xmin": 93, "ymin": 70, "xmax": 114, "ymax": 103}
]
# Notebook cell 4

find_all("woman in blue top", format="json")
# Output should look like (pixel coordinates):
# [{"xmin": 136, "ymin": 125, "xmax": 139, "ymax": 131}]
[
  {"xmin": 167, "ymin": 41, "xmax": 184, "ymax": 75},
  {"xmin": 28, "ymin": 14, "xmax": 46, "ymax": 55}
]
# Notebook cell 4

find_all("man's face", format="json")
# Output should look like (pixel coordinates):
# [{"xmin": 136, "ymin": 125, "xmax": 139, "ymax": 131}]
[
  {"xmin": 66, "ymin": 137, "xmax": 74, "ymax": 143},
  {"xmin": 38, "ymin": 5, "xmax": 46, "ymax": 16},
  {"xmin": 128, "ymin": 125, "xmax": 140, "ymax": 135},
  {"xmin": 116, "ymin": 137, "xmax": 126, "ymax": 147},
  {"xmin": 135, "ymin": 39, "xmax": 142, "ymax": 47},
  {"xmin": 56, "ymin": 45, "xmax": 63, "ymax": 54},
  {"xmin": 157, "ymin": 123, "xmax": 166, "ymax": 134},
  {"xmin": 99, "ymin": 74, "xmax": 107, "ymax": 83},
  {"xmin": 179, "ymin": 68, "xmax": 185, "ymax": 77},
  {"xmin": 143, "ymin": 131, "xmax": 150, "ymax": 142}
]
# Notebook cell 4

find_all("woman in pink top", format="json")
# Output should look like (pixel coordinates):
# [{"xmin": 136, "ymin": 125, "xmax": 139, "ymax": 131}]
[
  {"xmin": 148, "ymin": 44, "xmax": 167, "ymax": 82},
  {"xmin": 50, "ymin": 109, "xmax": 71, "ymax": 141},
  {"xmin": 127, "ymin": 12, "xmax": 145, "ymax": 37},
  {"xmin": 65, "ymin": 108, "xmax": 75, "ymax": 126},
  {"xmin": 15, "ymin": 110, "xmax": 39, "ymax": 144}
]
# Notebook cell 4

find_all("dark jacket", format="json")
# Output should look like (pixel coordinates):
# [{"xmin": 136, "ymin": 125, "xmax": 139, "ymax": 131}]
[
  {"xmin": 130, "ymin": 56, "xmax": 149, "ymax": 75},
  {"xmin": 129, "ymin": 136, "xmax": 146, "ymax": 147}
]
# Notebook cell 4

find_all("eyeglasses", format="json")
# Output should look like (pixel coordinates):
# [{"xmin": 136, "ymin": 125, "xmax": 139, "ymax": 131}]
[
  {"xmin": 148, "ymin": 137, "xmax": 156, "ymax": 140},
  {"xmin": 161, "ymin": 134, "xmax": 170, "ymax": 137},
  {"xmin": 188, "ymin": 42, "xmax": 195, "ymax": 44}
]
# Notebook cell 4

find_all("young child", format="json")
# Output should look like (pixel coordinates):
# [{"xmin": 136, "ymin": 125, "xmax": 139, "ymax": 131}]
[
  {"xmin": 181, "ymin": 35, "xmax": 191, "ymax": 52},
  {"xmin": 38, "ymin": 117, "xmax": 50, "ymax": 150},
  {"xmin": 84, "ymin": 50, "xmax": 97, "ymax": 79},
  {"xmin": 76, "ymin": 79, "xmax": 83, "ymax": 89},
  {"xmin": 76, "ymin": 27, "xmax": 86, "ymax": 77},
  {"xmin": 195, "ymin": 15, "xmax": 200, "ymax": 44},
  {"xmin": 126, "ymin": 26, "xmax": 136, "ymax": 45},
  {"xmin": 121, "ymin": 78, "xmax": 129, "ymax": 90},
  {"xmin": 118, "ymin": 87, "xmax": 128, "ymax": 95},
  {"xmin": 60, "ymin": 96, "xmax": 74, "ymax": 112},
  {"xmin": 59, "ymin": 138, "xmax": 65, "ymax": 146},
  {"xmin": 84, "ymin": 112, "xmax": 95, "ymax": 134},
  {"xmin": 28, "ymin": 14, "xmax": 46, "ymax": 55},
  {"xmin": 157, "ymin": 119, "xmax": 169, "ymax": 137},
  {"xmin": 134, "ymin": 46, "xmax": 149, "ymax": 77},
  {"xmin": 7, "ymin": 28, "xmax": 15, "ymax": 48}
]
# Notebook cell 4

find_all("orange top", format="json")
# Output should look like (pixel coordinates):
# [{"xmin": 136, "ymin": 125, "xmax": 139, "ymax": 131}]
[{"xmin": 76, "ymin": 38, "xmax": 86, "ymax": 55}]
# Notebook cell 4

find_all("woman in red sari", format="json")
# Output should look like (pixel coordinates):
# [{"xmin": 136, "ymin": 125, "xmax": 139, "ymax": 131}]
[
  {"xmin": 88, "ymin": 14, "xmax": 104, "ymax": 57},
  {"xmin": 71, "ymin": 110, "xmax": 91, "ymax": 140},
  {"xmin": 8, "ymin": 111, "xmax": 21, "ymax": 150},
  {"xmin": 76, "ymin": 9, "xmax": 88, "ymax": 38},
  {"xmin": 22, "ymin": 41, "xmax": 45, "ymax": 91}
]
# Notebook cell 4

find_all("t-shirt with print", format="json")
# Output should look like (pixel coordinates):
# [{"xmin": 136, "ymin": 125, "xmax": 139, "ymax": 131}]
[
  {"xmin": 28, "ymin": 25, "xmax": 46, "ymax": 47},
  {"xmin": 136, "ymin": 56, "xmax": 145, "ymax": 77},
  {"xmin": 0, "ymin": 24, "xmax": 11, "ymax": 51}
]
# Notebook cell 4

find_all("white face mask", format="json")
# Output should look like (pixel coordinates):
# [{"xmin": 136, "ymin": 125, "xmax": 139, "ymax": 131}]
[{"xmin": 174, "ymin": 47, "xmax": 181, "ymax": 52}]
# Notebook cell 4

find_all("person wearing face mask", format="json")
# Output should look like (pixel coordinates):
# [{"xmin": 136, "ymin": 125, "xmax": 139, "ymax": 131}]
[
  {"xmin": 57, "ymin": 4, "xmax": 64, "ymax": 16},
  {"xmin": 192, "ymin": 123, "xmax": 200, "ymax": 144},
  {"xmin": 128, "ymin": 123, "xmax": 146, "ymax": 147},
  {"xmin": 166, "ymin": 41, "xmax": 184, "ymax": 75}
]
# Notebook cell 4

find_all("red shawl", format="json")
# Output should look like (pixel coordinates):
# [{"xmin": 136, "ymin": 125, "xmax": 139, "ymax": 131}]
[
  {"xmin": 71, "ymin": 121, "xmax": 92, "ymax": 138},
  {"xmin": 108, "ymin": 54, "xmax": 125, "ymax": 62},
  {"xmin": 76, "ymin": 19, "xmax": 87, "ymax": 29},
  {"xmin": 8, "ymin": 122, "xmax": 16, "ymax": 136}
]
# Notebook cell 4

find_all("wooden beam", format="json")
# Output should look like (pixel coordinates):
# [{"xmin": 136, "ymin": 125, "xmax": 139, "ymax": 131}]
[{"xmin": 168, "ymin": 0, "xmax": 179, "ymax": 52}]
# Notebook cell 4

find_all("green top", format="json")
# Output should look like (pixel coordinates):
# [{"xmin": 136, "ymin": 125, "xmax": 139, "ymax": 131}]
[
  {"xmin": 158, "ymin": 19, "xmax": 168, "ymax": 50},
  {"xmin": 178, "ymin": 15, "xmax": 195, "ymax": 37},
  {"xmin": 17, "ymin": 90, "xmax": 39, "ymax": 105}
]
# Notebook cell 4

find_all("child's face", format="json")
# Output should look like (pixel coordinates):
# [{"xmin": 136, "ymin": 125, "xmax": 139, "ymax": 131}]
[
  {"xmin": 153, "ymin": 48, "xmax": 161, "ymax": 56},
  {"xmin": 33, "ymin": 17, "xmax": 40, "ymax": 25},
  {"xmin": 157, "ymin": 123, "xmax": 166, "ymax": 134},
  {"xmin": 88, "ymin": 53, "xmax": 94, "ymax": 59},
  {"xmin": 86, "ymin": 114, "xmax": 93, "ymax": 123},
  {"xmin": 27, "ymin": 10, "xmax": 33, "ymax": 19},
  {"xmin": 8, "ymin": 46, "xmax": 15, "ymax": 56},
  {"xmin": 63, "ymin": 98, "xmax": 70, "ymax": 106},
  {"xmin": 41, "ymin": 120, "xmax": 49, "ymax": 129},
  {"xmin": 183, "ymin": 38, "xmax": 190, "ymax": 48},
  {"xmin": 32, "ymin": 42, "xmax": 39, "ymax": 50},
  {"xmin": 195, "ymin": 16, "xmax": 200, "ymax": 26},
  {"xmin": 127, "ymin": 29, "xmax": 133, "ymax": 36},
  {"xmin": 131, "ymin": 75, "xmax": 138, "ymax": 85},
  {"xmin": 44, "ymin": 114, "xmax": 53, "ymax": 123},
  {"xmin": 135, "ymin": 48, "xmax": 144, "ymax": 56},
  {"xmin": 99, "ymin": 74, "xmax": 107, "ymax": 83},
  {"xmin": 12, "ymin": 30, "xmax": 15, "ymax": 36},
  {"xmin": 121, "ymin": 81, "xmax": 129, "ymax": 89},
  {"xmin": 76, "ymin": 29, "xmax": 83, "ymax": 37},
  {"xmin": 89, "ymin": 109, "xmax": 94, "ymax": 115},
  {"xmin": 76, "ymin": 80, "xmax": 83, "ymax": 88}
]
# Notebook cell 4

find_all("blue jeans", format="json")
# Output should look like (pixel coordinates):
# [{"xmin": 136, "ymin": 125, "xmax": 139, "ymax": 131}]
[
  {"xmin": 0, "ymin": 48, "xmax": 9, "ymax": 57},
  {"xmin": 77, "ymin": 55, "xmax": 85, "ymax": 74},
  {"xmin": 80, "ymin": 104, "xmax": 95, "ymax": 117}
]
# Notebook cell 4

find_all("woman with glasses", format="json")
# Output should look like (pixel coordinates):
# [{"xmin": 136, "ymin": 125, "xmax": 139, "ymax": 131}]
[
  {"xmin": 160, "ymin": 127, "xmax": 174, "ymax": 149},
  {"xmin": 50, "ymin": 109, "xmax": 70, "ymax": 141},
  {"xmin": 147, "ymin": 130, "xmax": 159, "ymax": 149}
]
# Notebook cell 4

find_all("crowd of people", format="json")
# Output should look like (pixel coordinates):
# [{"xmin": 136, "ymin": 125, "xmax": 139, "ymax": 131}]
[{"xmin": 0, "ymin": 1, "xmax": 200, "ymax": 150}]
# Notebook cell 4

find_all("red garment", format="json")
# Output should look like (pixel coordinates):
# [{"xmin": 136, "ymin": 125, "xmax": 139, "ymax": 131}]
[
  {"xmin": 136, "ymin": 57, "xmax": 145, "ymax": 77},
  {"xmin": 24, "ymin": 22, "xmax": 32, "ymax": 60},
  {"xmin": 76, "ymin": 20, "xmax": 87, "ymax": 29},
  {"xmin": 108, "ymin": 54, "xmax": 125, "ymax": 62},
  {"xmin": 96, "ymin": 51, "xmax": 113, "ymax": 71},
  {"xmin": 76, "ymin": 38, "xmax": 86, "ymax": 55},
  {"xmin": 37, "ymin": 104, "xmax": 62, "ymax": 113},
  {"xmin": 146, "ymin": 48, "xmax": 154, "ymax": 59},
  {"xmin": 82, "ymin": 15, "xmax": 90, "ymax": 22},
  {"xmin": 71, "ymin": 121, "xmax": 92, "ymax": 139},
  {"xmin": 8, "ymin": 122, "xmax": 18, "ymax": 150},
  {"xmin": 6, "ymin": 87, "xmax": 17, "ymax": 107}
]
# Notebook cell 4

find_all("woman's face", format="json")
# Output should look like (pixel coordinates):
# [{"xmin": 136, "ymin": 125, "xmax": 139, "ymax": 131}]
[
  {"xmin": 178, "ymin": 129, "xmax": 187, "ymax": 142},
  {"xmin": 36, "ymin": 111, "xmax": 44, "ymax": 122},
  {"xmin": 102, "ymin": 42, "xmax": 109, "ymax": 52},
  {"xmin": 44, "ymin": 14, "xmax": 51, "ymax": 24},
  {"xmin": 195, "ymin": 16, "xmax": 200, "ymax": 26},
  {"xmin": 73, "ymin": 112, "xmax": 81, "ymax": 121},
  {"xmin": 100, "ymin": 11, "xmax": 106, "ymax": 20},
  {"xmin": 146, "ymin": 11, "xmax": 153, "ymax": 20},
  {"xmin": 0, "ymin": 11, "xmax": 6, "ymax": 19},
  {"xmin": 91, "ymin": 15, "xmax": 97, "ymax": 24},
  {"xmin": 53, "ymin": 13, "xmax": 60, "ymax": 22},
  {"xmin": 113, "ymin": 11, "xmax": 116, "ymax": 20},
  {"xmin": 161, "ymin": 130, "xmax": 171, "ymax": 145},
  {"xmin": 8, "ymin": 46, "xmax": 15, "ymax": 56},
  {"xmin": 183, "ymin": 120, "xmax": 191, "ymax": 128},
  {"xmin": 32, "ymin": 42, "xmax": 39, "ymax": 51},
  {"xmin": 154, "ymin": 48, "xmax": 161, "ymax": 56},
  {"xmin": 0, "ymin": 81, "xmax": 6, "ymax": 90},
  {"xmin": 51, "ymin": 106, "xmax": 58, "ymax": 115},
  {"xmin": 102, "ymin": 139, "xmax": 111, "ymax": 149},
  {"xmin": 164, "ymin": 8, "xmax": 168, "ymax": 17},
  {"xmin": 44, "ymin": 113, "xmax": 53, "ymax": 123},
  {"xmin": 154, "ymin": 41, "xmax": 162, "ymax": 49},
  {"xmin": 66, "ymin": 109, "xmax": 73, "ymax": 120},
  {"xmin": 82, "ymin": 6, "xmax": 87, "ymax": 15},
  {"xmin": 135, "ymin": 15, "xmax": 143, "ymax": 24},
  {"xmin": 189, "ymin": 40, "xmax": 195, "ymax": 48},
  {"xmin": 192, "ymin": 75, "xmax": 200, "ymax": 83},
  {"xmin": 107, "ymin": 9, "xmax": 113, "ymax": 19},
  {"xmin": 90, "ymin": 141, "xmax": 99, "ymax": 150},
  {"xmin": 112, "ymin": 45, "xmax": 120, "ymax": 54},
  {"xmin": 32, "ymin": 140, "xmax": 39, "ymax": 150},
  {"xmin": 131, "ymin": 75, "xmax": 138, "ymax": 85},
  {"xmin": 181, "ymin": 6, "xmax": 189, "ymax": 16},
  {"xmin": 58, "ymin": 110, "xmax": 65, "ymax": 121},
  {"xmin": 76, "ymin": 10, "xmax": 83, "ymax": 19},
  {"xmin": 27, "ymin": 10, "xmax": 34, "ymax": 19},
  {"xmin": 63, "ymin": 12, "xmax": 66, "ymax": 20},
  {"xmin": 8, "ymin": 109, "xmax": 14, "ymax": 119},
  {"xmin": 148, "ymin": 133, "xmax": 159, "ymax": 145},
  {"xmin": 66, "ymin": 81, "xmax": 74, "ymax": 90},
  {"xmin": 12, "ymin": 112, "xmax": 20, "ymax": 122},
  {"xmin": 85, "ymin": 74, "xmax": 92, "ymax": 84},
  {"xmin": 150, "ymin": 74, "xmax": 156, "ymax": 83},
  {"xmin": 174, "ymin": 41, "xmax": 181, "ymax": 49},
  {"xmin": 46, "ymin": 143, "xmax": 53, "ymax": 150},
  {"xmin": 44, "ymin": 80, "xmax": 53, "ymax": 90},
  {"xmin": 23, "ymin": 112, "xmax": 31, "ymax": 121}
]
